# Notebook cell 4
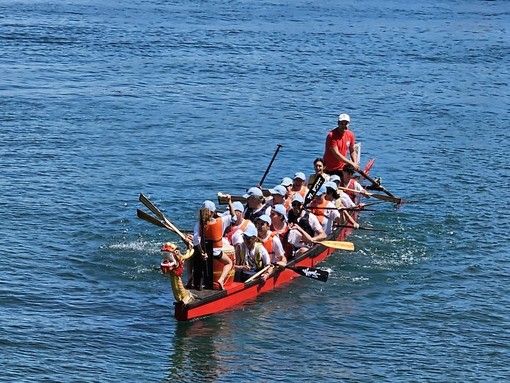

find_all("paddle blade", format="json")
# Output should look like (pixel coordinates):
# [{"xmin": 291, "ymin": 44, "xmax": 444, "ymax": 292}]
[
  {"xmin": 304, "ymin": 174, "xmax": 325, "ymax": 206},
  {"xmin": 370, "ymin": 193, "xmax": 404, "ymax": 204},
  {"xmin": 286, "ymin": 265, "xmax": 329, "ymax": 282},
  {"xmin": 137, "ymin": 209, "xmax": 167, "ymax": 229},
  {"xmin": 318, "ymin": 241, "xmax": 355, "ymax": 251}
]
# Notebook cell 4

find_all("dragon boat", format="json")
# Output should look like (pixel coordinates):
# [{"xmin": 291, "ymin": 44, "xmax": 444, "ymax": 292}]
[
  {"xmin": 136, "ymin": 143, "xmax": 398, "ymax": 321},
  {"xmin": 138, "ymin": 192, "xmax": 358, "ymax": 321},
  {"xmin": 173, "ymin": 221, "xmax": 356, "ymax": 321}
]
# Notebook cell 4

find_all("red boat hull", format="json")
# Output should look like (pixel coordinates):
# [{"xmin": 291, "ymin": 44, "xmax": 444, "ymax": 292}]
[{"xmin": 174, "ymin": 224, "xmax": 354, "ymax": 321}]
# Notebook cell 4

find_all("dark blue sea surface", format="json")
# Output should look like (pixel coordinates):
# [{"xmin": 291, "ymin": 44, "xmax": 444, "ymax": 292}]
[{"xmin": 1, "ymin": 0, "xmax": 509, "ymax": 381}]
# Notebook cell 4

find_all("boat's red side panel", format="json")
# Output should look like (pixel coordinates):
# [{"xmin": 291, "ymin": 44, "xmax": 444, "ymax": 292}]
[{"xmin": 174, "ymin": 221, "xmax": 355, "ymax": 321}]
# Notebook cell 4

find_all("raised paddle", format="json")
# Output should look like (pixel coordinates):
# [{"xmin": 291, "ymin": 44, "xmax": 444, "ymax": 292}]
[
  {"xmin": 258, "ymin": 144, "xmax": 283, "ymax": 188},
  {"xmin": 315, "ymin": 240, "xmax": 355, "ymax": 251},
  {"xmin": 137, "ymin": 209, "xmax": 193, "ymax": 235},
  {"xmin": 137, "ymin": 209, "xmax": 167, "ymax": 229},
  {"xmin": 283, "ymin": 265, "xmax": 329, "ymax": 282},
  {"xmin": 304, "ymin": 174, "xmax": 325, "ymax": 206},
  {"xmin": 139, "ymin": 193, "xmax": 188, "ymax": 241}
]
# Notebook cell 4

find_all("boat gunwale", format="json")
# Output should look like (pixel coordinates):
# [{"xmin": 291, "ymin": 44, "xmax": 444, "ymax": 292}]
[{"xmin": 173, "ymin": 217, "xmax": 356, "ymax": 321}]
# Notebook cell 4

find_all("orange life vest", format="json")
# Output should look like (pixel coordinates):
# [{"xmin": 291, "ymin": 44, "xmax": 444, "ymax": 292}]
[
  {"xmin": 310, "ymin": 199, "xmax": 330, "ymax": 224},
  {"xmin": 204, "ymin": 217, "xmax": 223, "ymax": 249},
  {"xmin": 259, "ymin": 231, "xmax": 278, "ymax": 258},
  {"xmin": 226, "ymin": 219, "xmax": 250, "ymax": 244}
]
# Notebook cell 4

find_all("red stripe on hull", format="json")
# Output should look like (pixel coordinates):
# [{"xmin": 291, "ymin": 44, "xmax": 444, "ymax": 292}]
[{"xmin": 174, "ymin": 222, "xmax": 354, "ymax": 321}]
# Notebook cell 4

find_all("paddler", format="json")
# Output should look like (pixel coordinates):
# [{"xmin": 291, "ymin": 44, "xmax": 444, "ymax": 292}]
[
  {"xmin": 234, "ymin": 225, "xmax": 271, "ymax": 282},
  {"xmin": 243, "ymin": 187, "xmax": 271, "ymax": 221},
  {"xmin": 339, "ymin": 164, "xmax": 369, "ymax": 204},
  {"xmin": 307, "ymin": 157, "xmax": 330, "ymax": 189},
  {"xmin": 254, "ymin": 214, "xmax": 286, "ymax": 267},
  {"xmin": 287, "ymin": 194, "xmax": 327, "ymax": 257},
  {"xmin": 225, "ymin": 201, "xmax": 252, "ymax": 246},
  {"xmin": 269, "ymin": 204, "xmax": 293, "ymax": 260},
  {"xmin": 324, "ymin": 181, "xmax": 359, "ymax": 229},
  {"xmin": 308, "ymin": 185, "xmax": 340, "ymax": 235}
]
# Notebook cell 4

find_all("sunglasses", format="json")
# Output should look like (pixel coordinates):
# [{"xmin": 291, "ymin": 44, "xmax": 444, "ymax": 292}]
[{"xmin": 292, "ymin": 202, "xmax": 302, "ymax": 207}]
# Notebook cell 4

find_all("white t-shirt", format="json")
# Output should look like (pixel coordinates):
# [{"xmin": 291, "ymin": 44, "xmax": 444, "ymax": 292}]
[
  {"xmin": 287, "ymin": 211, "xmax": 323, "ymax": 248},
  {"xmin": 238, "ymin": 243, "xmax": 271, "ymax": 275},
  {"xmin": 321, "ymin": 201, "xmax": 341, "ymax": 235}
]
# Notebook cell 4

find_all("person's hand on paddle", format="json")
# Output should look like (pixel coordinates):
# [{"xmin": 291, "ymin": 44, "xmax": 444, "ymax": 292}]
[{"xmin": 260, "ymin": 265, "xmax": 273, "ymax": 282}]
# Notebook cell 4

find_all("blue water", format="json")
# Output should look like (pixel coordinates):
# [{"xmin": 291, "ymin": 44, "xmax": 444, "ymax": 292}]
[{"xmin": 1, "ymin": 0, "xmax": 509, "ymax": 381}]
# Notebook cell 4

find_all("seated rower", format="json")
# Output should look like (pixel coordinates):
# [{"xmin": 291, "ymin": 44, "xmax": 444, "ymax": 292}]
[
  {"xmin": 233, "ymin": 225, "xmax": 271, "ymax": 282},
  {"xmin": 243, "ymin": 187, "xmax": 271, "ymax": 222},
  {"xmin": 339, "ymin": 164, "xmax": 369, "ymax": 204},
  {"xmin": 324, "ymin": 181, "xmax": 359, "ymax": 229},
  {"xmin": 267, "ymin": 184, "xmax": 288, "ymax": 208},
  {"xmin": 309, "ymin": 185, "xmax": 340, "ymax": 235},
  {"xmin": 287, "ymin": 172, "xmax": 308, "ymax": 202},
  {"xmin": 270, "ymin": 204, "xmax": 293, "ymax": 261},
  {"xmin": 225, "ymin": 201, "xmax": 252, "ymax": 246},
  {"xmin": 254, "ymin": 214, "xmax": 287, "ymax": 267},
  {"xmin": 308, "ymin": 157, "xmax": 330, "ymax": 189},
  {"xmin": 193, "ymin": 199, "xmax": 234, "ymax": 290},
  {"xmin": 280, "ymin": 177, "xmax": 294, "ymax": 210},
  {"xmin": 287, "ymin": 194, "xmax": 327, "ymax": 258},
  {"xmin": 329, "ymin": 175, "xmax": 358, "ymax": 211}
]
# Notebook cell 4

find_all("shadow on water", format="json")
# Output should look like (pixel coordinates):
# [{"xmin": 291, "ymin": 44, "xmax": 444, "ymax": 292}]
[{"xmin": 165, "ymin": 316, "xmax": 232, "ymax": 382}]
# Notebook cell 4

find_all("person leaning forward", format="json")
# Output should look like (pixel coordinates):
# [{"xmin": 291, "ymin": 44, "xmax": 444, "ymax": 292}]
[{"xmin": 323, "ymin": 113, "xmax": 359, "ymax": 177}]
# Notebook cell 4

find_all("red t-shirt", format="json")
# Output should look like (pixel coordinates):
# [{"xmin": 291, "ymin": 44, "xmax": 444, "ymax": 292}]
[{"xmin": 323, "ymin": 128, "xmax": 355, "ymax": 171}]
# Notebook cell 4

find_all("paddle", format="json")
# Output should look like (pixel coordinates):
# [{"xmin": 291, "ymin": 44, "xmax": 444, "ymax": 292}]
[
  {"xmin": 336, "ymin": 224, "xmax": 386, "ymax": 232},
  {"xmin": 137, "ymin": 209, "xmax": 167, "ymax": 229},
  {"xmin": 139, "ymin": 193, "xmax": 188, "ymax": 241},
  {"xmin": 357, "ymin": 168, "xmax": 401, "ymax": 202},
  {"xmin": 304, "ymin": 174, "xmax": 325, "ymax": 206},
  {"xmin": 282, "ymin": 264, "xmax": 329, "ymax": 282},
  {"xmin": 315, "ymin": 240, "xmax": 355, "ymax": 251},
  {"xmin": 338, "ymin": 186, "xmax": 403, "ymax": 205},
  {"xmin": 245, "ymin": 264, "xmax": 272, "ymax": 283},
  {"xmin": 258, "ymin": 144, "xmax": 283, "ymax": 188}
]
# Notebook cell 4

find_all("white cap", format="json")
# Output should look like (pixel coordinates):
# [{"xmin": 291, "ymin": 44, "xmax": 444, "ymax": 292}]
[
  {"xmin": 269, "ymin": 185, "xmax": 287, "ymax": 196},
  {"xmin": 202, "ymin": 200, "xmax": 216, "ymax": 212},
  {"xmin": 281, "ymin": 177, "xmax": 293, "ymax": 187},
  {"xmin": 316, "ymin": 185, "xmax": 327, "ymax": 196},
  {"xmin": 272, "ymin": 204, "xmax": 287, "ymax": 221},
  {"xmin": 324, "ymin": 181, "xmax": 338, "ymax": 190},
  {"xmin": 232, "ymin": 201, "xmax": 244, "ymax": 212},
  {"xmin": 338, "ymin": 113, "xmax": 350, "ymax": 122},
  {"xmin": 294, "ymin": 172, "xmax": 306, "ymax": 181},
  {"xmin": 291, "ymin": 194, "xmax": 304, "ymax": 204},
  {"xmin": 242, "ymin": 224, "xmax": 258, "ymax": 238},
  {"xmin": 243, "ymin": 187, "xmax": 263, "ymax": 199},
  {"xmin": 329, "ymin": 175, "xmax": 341, "ymax": 183},
  {"xmin": 255, "ymin": 214, "xmax": 272, "ymax": 225}
]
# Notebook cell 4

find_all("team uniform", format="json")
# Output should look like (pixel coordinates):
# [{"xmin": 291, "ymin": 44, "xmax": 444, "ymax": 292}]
[{"xmin": 323, "ymin": 128, "xmax": 356, "ymax": 172}]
